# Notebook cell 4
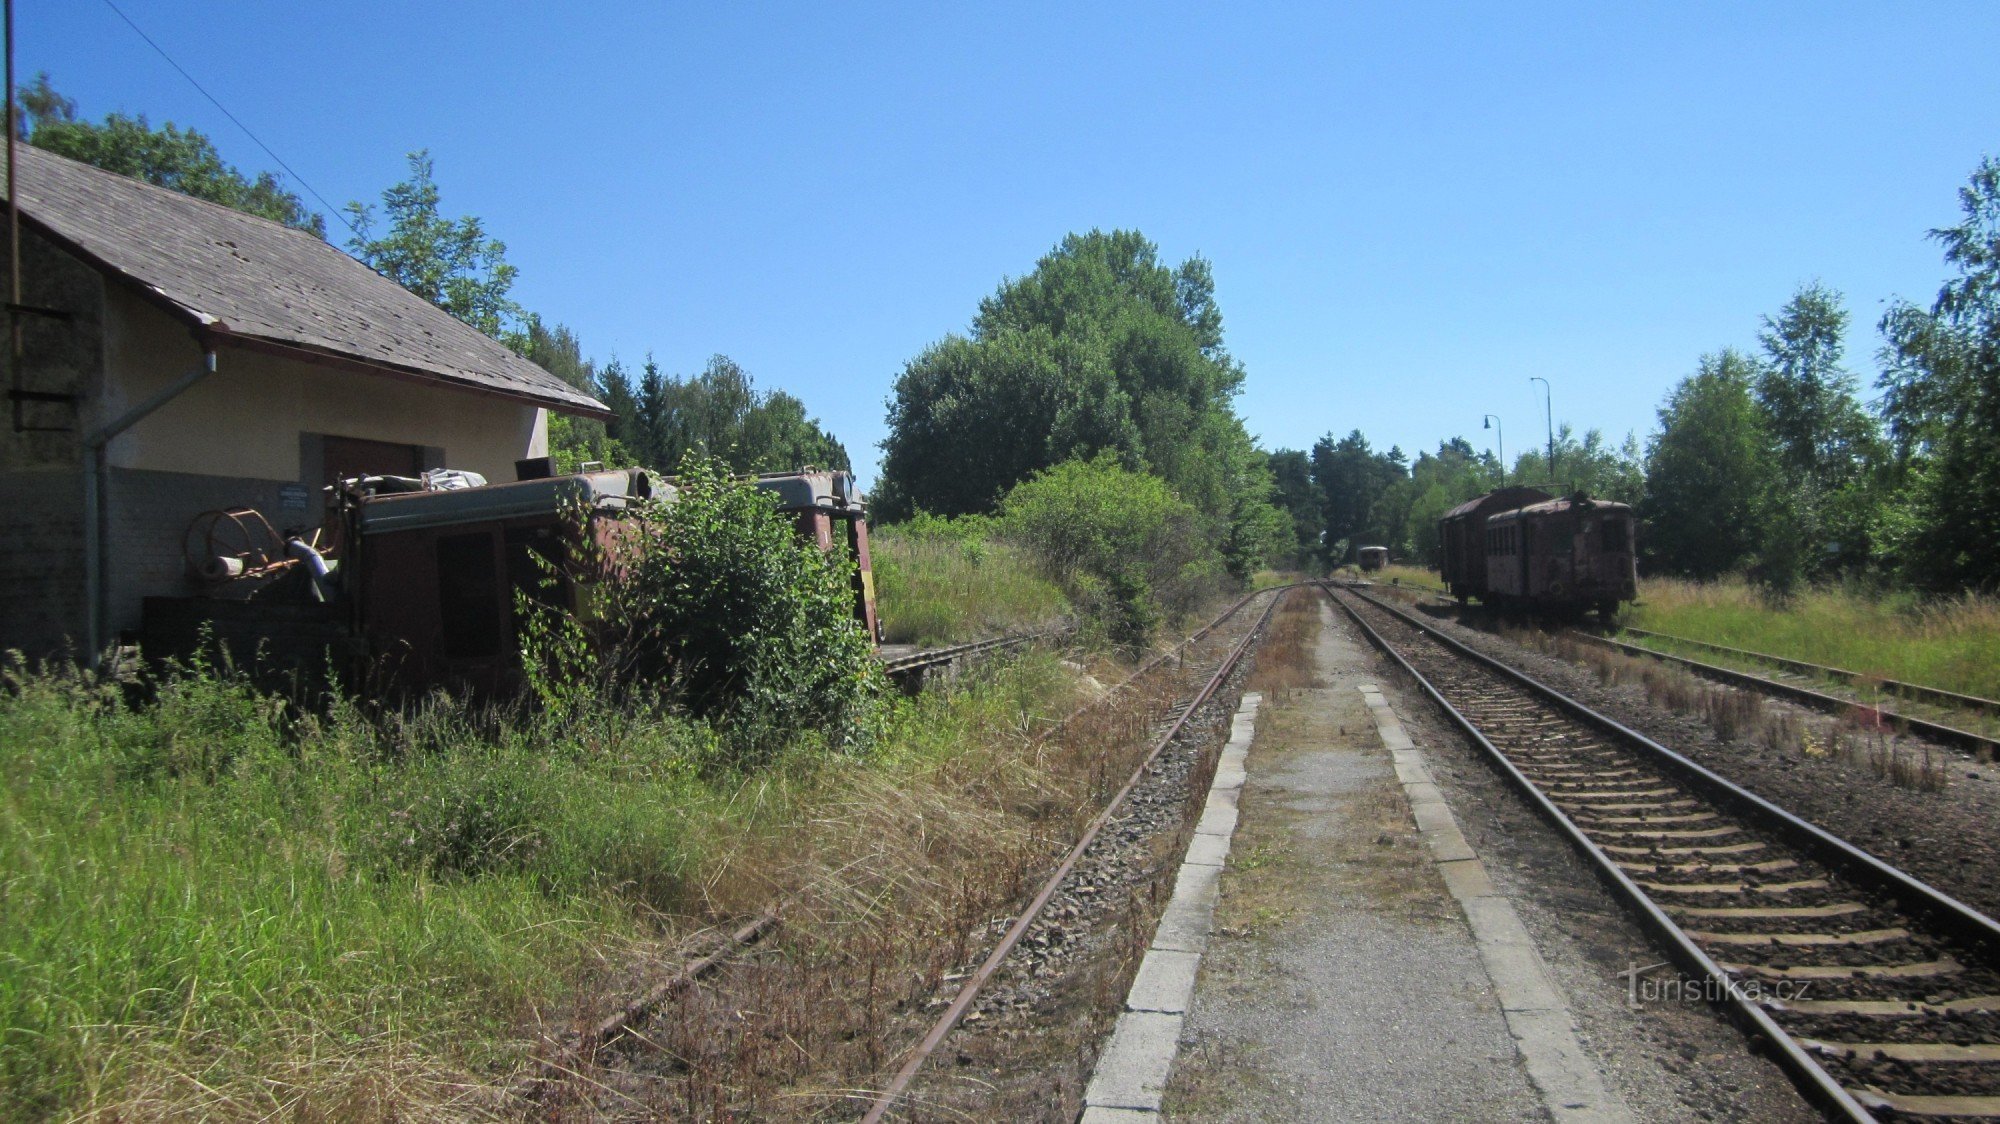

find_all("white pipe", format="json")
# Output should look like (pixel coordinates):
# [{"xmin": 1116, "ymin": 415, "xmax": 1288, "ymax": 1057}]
[{"xmin": 82, "ymin": 349, "xmax": 216, "ymax": 664}]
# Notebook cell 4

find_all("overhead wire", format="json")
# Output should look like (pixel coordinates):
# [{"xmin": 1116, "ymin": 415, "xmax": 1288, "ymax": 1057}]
[{"xmin": 97, "ymin": 0, "xmax": 359, "ymax": 238}]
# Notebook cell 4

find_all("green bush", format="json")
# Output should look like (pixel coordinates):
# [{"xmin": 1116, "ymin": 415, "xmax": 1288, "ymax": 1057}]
[
  {"xmin": 593, "ymin": 454, "xmax": 885, "ymax": 761},
  {"xmin": 997, "ymin": 454, "xmax": 1223, "ymax": 644}
]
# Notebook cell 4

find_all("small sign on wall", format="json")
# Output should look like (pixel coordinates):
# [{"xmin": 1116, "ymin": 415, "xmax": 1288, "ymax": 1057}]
[{"xmin": 280, "ymin": 483, "xmax": 310, "ymax": 512}]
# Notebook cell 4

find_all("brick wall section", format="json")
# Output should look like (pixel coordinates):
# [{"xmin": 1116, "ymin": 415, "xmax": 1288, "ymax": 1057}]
[
  {"xmin": 0, "ymin": 468, "xmax": 86, "ymax": 658},
  {"xmin": 0, "ymin": 222, "xmax": 105, "ymax": 659}
]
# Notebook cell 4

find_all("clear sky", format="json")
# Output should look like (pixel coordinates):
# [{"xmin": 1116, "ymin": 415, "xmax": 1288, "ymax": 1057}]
[{"xmin": 25, "ymin": 1, "xmax": 2000, "ymax": 484}]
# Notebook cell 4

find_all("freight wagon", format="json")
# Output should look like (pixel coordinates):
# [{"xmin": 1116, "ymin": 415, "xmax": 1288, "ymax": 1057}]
[{"xmin": 1438, "ymin": 487, "xmax": 1637, "ymax": 618}]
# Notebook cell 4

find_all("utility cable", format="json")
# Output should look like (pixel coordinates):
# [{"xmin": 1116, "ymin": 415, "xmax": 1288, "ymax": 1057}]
[{"xmin": 97, "ymin": 0, "xmax": 358, "ymax": 238}]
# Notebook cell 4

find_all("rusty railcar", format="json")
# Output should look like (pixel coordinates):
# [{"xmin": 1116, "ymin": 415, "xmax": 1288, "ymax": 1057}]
[
  {"xmin": 143, "ymin": 464, "xmax": 882, "ymax": 695},
  {"xmin": 1438, "ymin": 487, "xmax": 1636, "ymax": 617},
  {"xmin": 1356, "ymin": 545, "xmax": 1390, "ymax": 572},
  {"xmin": 1438, "ymin": 486, "xmax": 1553, "ymax": 604}
]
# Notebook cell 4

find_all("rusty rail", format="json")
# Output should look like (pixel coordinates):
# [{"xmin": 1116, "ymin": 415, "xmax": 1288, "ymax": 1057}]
[
  {"xmin": 1614, "ymin": 626, "xmax": 2000, "ymax": 719},
  {"xmin": 1568, "ymin": 629, "xmax": 1999, "ymax": 761},
  {"xmin": 855, "ymin": 586, "xmax": 1287, "ymax": 1122}
]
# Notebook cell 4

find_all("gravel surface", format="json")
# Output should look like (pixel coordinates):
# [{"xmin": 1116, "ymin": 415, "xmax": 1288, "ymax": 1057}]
[{"xmin": 895, "ymin": 595, "xmax": 1278, "ymax": 1121}]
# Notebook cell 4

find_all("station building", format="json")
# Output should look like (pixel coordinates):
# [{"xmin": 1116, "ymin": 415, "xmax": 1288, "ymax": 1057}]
[{"xmin": 0, "ymin": 144, "xmax": 606, "ymax": 659}]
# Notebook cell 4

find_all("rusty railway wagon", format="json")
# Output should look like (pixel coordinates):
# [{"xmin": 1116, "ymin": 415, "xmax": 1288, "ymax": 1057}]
[
  {"xmin": 143, "ymin": 463, "xmax": 881, "ymax": 695},
  {"xmin": 1437, "ymin": 486, "xmax": 1637, "ymax": 618}
]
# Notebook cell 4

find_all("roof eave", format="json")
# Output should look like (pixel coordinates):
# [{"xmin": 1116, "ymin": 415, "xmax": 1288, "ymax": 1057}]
[
  {"xmin": 209, "ymin": 328, "xmax": 611, "ymax": 419},
  {"xmin": 9, "ymin": 205, "xmax": 611, "ymax": 420}
]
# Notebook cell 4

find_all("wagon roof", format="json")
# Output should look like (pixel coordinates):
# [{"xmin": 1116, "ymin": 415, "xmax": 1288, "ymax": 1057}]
[
  {"xmin": 1497, "ymin": 494, "xmax": 1636, "ymax": 518},
  {"xmin": 1441, "ymin": 486, "xmax": 1554, "ymax": 521}
]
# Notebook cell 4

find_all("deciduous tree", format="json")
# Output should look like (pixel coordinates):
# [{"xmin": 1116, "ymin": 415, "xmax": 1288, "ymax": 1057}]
[
  {"xmin": 17, "ymin": 73, "xmax": 323, "ymax": 235},
  {"xmin": 345, "ymin": 150, "xmax": 522, "ymax": 343},
  {"xmin": 1641, "ymin": 350, "xmax": 1767, "ymax": 579}
]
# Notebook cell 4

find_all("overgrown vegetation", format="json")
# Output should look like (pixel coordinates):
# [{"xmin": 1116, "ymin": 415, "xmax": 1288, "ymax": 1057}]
[
  {"xmin": 0, "ymin": 639, "xmax": 1099, "ymax": 1118},
  {"xmin": 870, "ymin": 513, "xmax": 1069, "ymax": 646},
  {"xmin": 1625, "ymin": 577, "xmax": 2000, "ymax": 702}
]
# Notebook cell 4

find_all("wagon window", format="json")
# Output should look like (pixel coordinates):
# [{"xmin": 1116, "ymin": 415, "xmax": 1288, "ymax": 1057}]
[
  {"xmin": 437, "ymin": 532, "xmax": 502, "ymax": 659},
  {"xmin": 506, "ymin": 525, "xmax": 567, "ymax": 633}
]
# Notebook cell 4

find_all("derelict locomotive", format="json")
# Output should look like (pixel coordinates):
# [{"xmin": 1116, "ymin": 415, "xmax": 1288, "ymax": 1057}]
[
  {"xmin": 1438, "ymin": 486, "xmax": 1637, "ymax": 617},
  {"xmin": 142, "ymin": 463, "xmax": 882, "ymax": 696}
]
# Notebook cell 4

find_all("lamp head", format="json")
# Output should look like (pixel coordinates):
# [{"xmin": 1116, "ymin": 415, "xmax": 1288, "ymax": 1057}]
[{"xmin": 1483, "ymin": 416, "xmax": 1492, "ymax": 430}]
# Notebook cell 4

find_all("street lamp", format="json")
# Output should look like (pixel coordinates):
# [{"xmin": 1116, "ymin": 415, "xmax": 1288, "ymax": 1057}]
[
  {"xmin": 1483, "ymin": 415, "xmax": 1504, "ymax": 485},
  {"xmin": 1529, "ymin": 377, "xmax": 1555, "ymax": 484}
]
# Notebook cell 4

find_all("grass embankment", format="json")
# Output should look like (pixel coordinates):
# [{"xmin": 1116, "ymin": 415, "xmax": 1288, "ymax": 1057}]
[
  {"xmin": 0, "ymin": 651, "xmax": 1089, "ymax": 1119},
  {"xmin": 1372, "ymin": 563, "xmax": 1446, "ymax": 592},
  {"xmin": 1627, "ymin": 577, "xmax": 2000, "ymax": 701},
  {"xmin": 871, "ymin": 523, "xmax": 1069, "ymax": 646}
]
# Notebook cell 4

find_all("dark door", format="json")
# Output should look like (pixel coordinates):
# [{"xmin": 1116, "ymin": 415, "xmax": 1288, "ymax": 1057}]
[{"xmin": 323, "ymin": 435, "xmax": 424, "ymax": 487}]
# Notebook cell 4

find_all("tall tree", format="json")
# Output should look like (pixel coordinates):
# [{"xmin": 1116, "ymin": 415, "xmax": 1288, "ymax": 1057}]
[
  {"xmin": 1267, "ymin": 448, "xmax": 1320, "ymax": 561},
  {"xmin": 345, "ymin": 150, "xmax": 522, "ymax": 343},
  {"xmin": 1641, "ymin": 350, "xmax": 1768, "ymax": 579},
  {"xmin": 17, "ymin": 72, "xmax": 323, "ymax": 235},
  {"xmin": 1753, "ymin": 284, "xmax": 1883, "ymax": 583},
  {"xmin": 1877, "ymin": 157, "xmax": 2000, "ymax": 591},
  {"xmin": 1309, "ymin": 430, "xmax": 1407, "ymax": 562},
  {"xmin": 877, "ymin": 230, "xmax": 1278, "ymax": 540}
]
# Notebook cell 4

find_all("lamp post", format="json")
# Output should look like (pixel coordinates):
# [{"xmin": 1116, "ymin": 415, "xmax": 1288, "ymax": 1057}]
[
  {"xmin": 1529, "ymin": 376, "xmax": 1554, "ymax": 484},
  {"xmin": 1482, "ymin": 414, "xmax": 1504, "ymax": 485}
]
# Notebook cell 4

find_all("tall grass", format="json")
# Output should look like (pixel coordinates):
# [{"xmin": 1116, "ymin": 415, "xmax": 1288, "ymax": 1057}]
[
  {"xmin": 872, "ymin": 527, "xmax": 1069, "ymax": 646},
  {"xmin": 0, "ymin": 647, "xmax": 1085, "ymax": 1119},
  {"xmin": 1628, "ymin": 577, "xmax": 2000, "ymax": 700}
]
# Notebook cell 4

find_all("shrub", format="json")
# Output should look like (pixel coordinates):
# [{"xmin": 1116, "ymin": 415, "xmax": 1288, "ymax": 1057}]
[
  {"xmin": 998, "ymin": 454, "xmax": 1223, "ymax": 644},
  {"xmin": 593, "ymin": 453, "xmax": 885, "ymax": 761}
]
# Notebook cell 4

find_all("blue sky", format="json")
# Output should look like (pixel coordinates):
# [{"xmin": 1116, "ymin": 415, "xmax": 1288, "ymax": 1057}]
[{"xmin": 28, "ymin": 2, "xmax": 2000, "ymax": 483}]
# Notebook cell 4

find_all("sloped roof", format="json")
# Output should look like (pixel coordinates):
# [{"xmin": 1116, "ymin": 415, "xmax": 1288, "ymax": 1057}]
[
  {"xmin": 7, "ymin": 143, "xmax": 605, "ymax": 416},
  {"xmin": 1441, "ymin": 485, "xmax": 1554, "ymax": 522}
]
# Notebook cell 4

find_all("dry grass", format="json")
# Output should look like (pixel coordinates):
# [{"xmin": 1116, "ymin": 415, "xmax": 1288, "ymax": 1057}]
[
  {"xmin": 1246, "ymin": 588, "xmax": 1319, "ymax": 701},
  {"xmin": 1630, "ymin": 577, "xmax": 2000, "ymax": 701},
  {"xmin": 535, "ymin": 635, "xmax": 1237, "ymax": 1119},
  {"xmin": 1511, "ymin": 630, "xmax": 1946, "ymax": 793}
]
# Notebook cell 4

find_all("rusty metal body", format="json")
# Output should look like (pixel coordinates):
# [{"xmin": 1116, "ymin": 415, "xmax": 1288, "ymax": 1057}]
[
  {"xmin": 1439, "ymin": 486, "xmax": 1636, "ymax": 616},
  {"xmin": 141, "ymin": 465, "xmax": 883, "ymax": 696}
]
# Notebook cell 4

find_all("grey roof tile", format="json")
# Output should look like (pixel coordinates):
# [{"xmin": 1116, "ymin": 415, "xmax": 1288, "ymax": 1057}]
[{"xmin": 8, "ymin": 143, "xmax": 606, "ymax": 415}]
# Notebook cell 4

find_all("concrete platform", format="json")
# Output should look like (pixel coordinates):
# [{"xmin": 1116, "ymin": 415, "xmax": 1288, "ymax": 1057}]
[{"xmin": 1145, "ymin": 599, "xmax": 1635, "ymax": 1123}]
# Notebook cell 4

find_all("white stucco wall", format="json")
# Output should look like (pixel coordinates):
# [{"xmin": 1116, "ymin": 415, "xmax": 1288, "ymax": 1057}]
[{"xmin": 96, "ymin": 287, "xmax": 548, "ymax": 484}]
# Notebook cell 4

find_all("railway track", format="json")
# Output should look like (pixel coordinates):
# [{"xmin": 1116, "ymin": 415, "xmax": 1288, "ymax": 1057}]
[
  {"xmin": 1568, "ymin": 628, "xmax": 2000, "ymax": 761},
  {"xmin": 858, "ymin": 585, "xmax": 1288, "ymax": 1121},
  {"xmin": 1328, "ymin": 583, "xmax": 2000, "ymax": 1123},
  {"xmin": 878, "ymin": 627, "xmax": 1070, "ymax": 690}
]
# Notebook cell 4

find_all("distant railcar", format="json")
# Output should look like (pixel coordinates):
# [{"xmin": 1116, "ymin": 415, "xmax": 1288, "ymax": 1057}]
[
  {"xmin": 1356, "ymin": 545, "xmax": 1389, "ymax": 572},
  {"xmin": 1439, "ymin": 487, "xmax": 1637, "ymax": 617}
]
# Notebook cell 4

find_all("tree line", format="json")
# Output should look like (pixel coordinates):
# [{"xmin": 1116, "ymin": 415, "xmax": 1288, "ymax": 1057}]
[
  {"xmin": 1268, "ymin": 157, "xmax": 2000, "ymax": 598},
  {"xmin": 17, "ymin": 75, "xmax": 847, "ymax": 479}
]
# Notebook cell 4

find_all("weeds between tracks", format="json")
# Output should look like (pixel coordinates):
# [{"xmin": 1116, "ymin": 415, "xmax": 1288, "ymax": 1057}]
[
  {"xmin": 1506, "ymin": 628, "xmax": 1946, "ymax": 792},
  {"xmin": 1629, "ymin": 577, "xmax": 2000, "ymax": 702}
]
